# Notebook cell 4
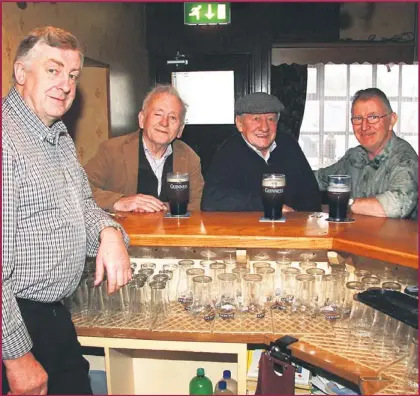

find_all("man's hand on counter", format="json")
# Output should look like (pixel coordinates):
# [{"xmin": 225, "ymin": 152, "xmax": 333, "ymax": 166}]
[
  {"xmin": 96, "ymin": 227, "xmax": 131, "ymax": 294},
  {"xmin": 113, "ymin": 194, "xmax": 167, "ymax": 213}
]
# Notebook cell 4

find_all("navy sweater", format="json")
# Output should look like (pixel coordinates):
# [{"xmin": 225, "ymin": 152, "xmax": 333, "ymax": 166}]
[{"xmin": 201, "ymin": 132, "xmax": 322, "ymax": 212}]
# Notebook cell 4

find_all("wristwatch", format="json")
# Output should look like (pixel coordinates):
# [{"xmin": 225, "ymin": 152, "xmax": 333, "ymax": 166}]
[{"xmin": 348, "ymin": 198, "xmax": 355, "ymax": 210}]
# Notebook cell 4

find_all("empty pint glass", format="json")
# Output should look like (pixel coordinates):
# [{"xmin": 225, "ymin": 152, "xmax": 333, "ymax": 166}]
[
  {"xmin": 327, "ymin": 175, "xmax": 351, "ymax": 221},
  {"xmin": 167, "ymin": 172, "xmax": 189, "ymax": 216},
  {"xmin": 261, "ymin": 173, "xmax": 286, "ymax": 220}
]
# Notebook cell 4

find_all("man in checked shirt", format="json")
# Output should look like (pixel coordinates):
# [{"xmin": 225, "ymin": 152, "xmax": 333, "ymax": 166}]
[{"xmin": 2, "ymin": 27, "xmax": 132, "ymax": 394}]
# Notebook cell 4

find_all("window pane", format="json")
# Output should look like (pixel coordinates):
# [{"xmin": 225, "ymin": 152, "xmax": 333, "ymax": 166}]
[
  {"xmin": 324, "ymin": 101, "xmax": 347, "ymax": 132},
  {"xmin": 349, "ymin": 64, "xmax": 373, "ymax": 97},
  {"xmin": 301, "ymin": 101, "xmax": 319, "ymax": 132},
  {"xmin": 324, "ymin": 64, "xmax": 347, "ymax": 96},
  {"xmin": 400, "ymin": 102, "xmax": 419, "ymax": 133},
  {"xmin": 322, "ymin": 134, "xmax": 347, "ymax": 167},
  {"xmin": 377, "ymin": 64, "xmax": 399, "ymax": 97},
  {"xmin": 299, "ymin": 134, "xmax": 319, "ymax": 170},
  {"xmin": 402, "ymin": 65, "xmax": 419, "ymax": 97},
  {"xmin": 307, "ymin": 67, "xmax": 317, "ymax": 94}
]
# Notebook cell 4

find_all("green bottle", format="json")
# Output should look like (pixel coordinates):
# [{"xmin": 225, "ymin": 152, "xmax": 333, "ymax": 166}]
[{"xmin": 189, "ymin": 368, "xmax": 213, "ymax": 395}]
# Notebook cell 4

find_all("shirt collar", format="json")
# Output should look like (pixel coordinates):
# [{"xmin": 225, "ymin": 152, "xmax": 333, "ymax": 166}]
[
  {"xmin": 142, "ymin": 137, "xmax": 173, "ymax": 162},
  {"xmin": 7, "ymin": 87, "xmax": 68, "ymax": 145},
  {"xmin": 241, "ymin": 135, "xmax": 277, "ymax": 162}
]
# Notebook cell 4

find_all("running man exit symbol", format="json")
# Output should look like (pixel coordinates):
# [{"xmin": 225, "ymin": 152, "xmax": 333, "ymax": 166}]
[{"xmin": 184, "ymin": 3, "xmax": 231, "ymax": 25}]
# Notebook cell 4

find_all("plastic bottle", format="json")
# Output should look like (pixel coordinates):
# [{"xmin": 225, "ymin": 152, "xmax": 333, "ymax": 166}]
[
  {"xmin": 189, "ymin": 368, "xmax": 213, "ymax": 395},
  {"xmin": 214, "ymin": 370, "xmax": 237, "ymax": 394},
  {"xmin": 214, "ymin": 381, "xmax": 233, "ymax": 395}
]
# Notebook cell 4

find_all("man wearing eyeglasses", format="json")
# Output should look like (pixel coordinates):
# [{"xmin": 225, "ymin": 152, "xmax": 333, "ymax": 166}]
[{"xmin": 315, "ymin": 88, "xmax": 418, "ymax": 219}]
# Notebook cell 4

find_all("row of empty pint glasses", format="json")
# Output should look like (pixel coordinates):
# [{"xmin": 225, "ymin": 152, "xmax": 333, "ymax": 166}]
[{"xmin": 66, "ymin": 254, "xmax": 416, "ymax": 358}]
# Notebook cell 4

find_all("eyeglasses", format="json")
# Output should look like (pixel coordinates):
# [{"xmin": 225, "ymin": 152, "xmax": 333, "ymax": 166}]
[{"xmin": 351, "ymin": 112, "xmax": 392, "ymax": 125}]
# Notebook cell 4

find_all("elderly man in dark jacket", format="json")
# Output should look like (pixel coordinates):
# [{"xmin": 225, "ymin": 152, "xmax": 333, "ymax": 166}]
[{"xmin": 201, "ymin": 92, "xmax": 321, "ymax": 213}]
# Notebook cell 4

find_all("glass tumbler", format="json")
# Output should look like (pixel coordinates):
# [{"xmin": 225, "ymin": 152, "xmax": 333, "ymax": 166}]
[
  {"xmin": 253, "ymin": 261, "xmax": 271, "ymax": 274},
  {"xmin": 164, "ymin": 262, "xmax": 179, "ymax": 302},
  {"xmin": 354, "ymin": 269, "xmax": 372, "ymax": 282},
  {"xmin": 139, "ymin": 268, "xmax": 154, "ymax": 304},
  {"xmin": 141, "ymin": 262, "xmax": 156, "ymax": 272},
  {"xmin": 292, "ymin": 274, "xmax": 315, "ymax": 320},
  {"xmin": 153, "ymin": 273, "xmax": 171, "ymax": 309},
  {"xmin": 128, "ymin": 277, "xmax": 146, "ymax": 316},
  {"xmin": 237, "ymin": 274, "xmax": 265, "ymax": 319},
  {"xmin": 342, "ymin": 281, "xmax": 364, "ymax": 320},
  {"xmin": 223, "ymin": 257, "xmax": 237, "ymax": 273},
  {"xmin": 280, "ymin": 267, "xmax": 300, "ymax": 310},
  {"xmin": 190, "ymin": 275, "xmax": 215, "ymax": 321},
  {"xmin": 232, "ymin": 266, "xmax": 250, "ymax": 305},
  {"xmin": 347, "ymin": 278, "xmax": 380, "ymax": 339},
  {"xmin": 184, "ymin": 268, "xmax": 205, "ymax": 308},
  {"xmin": 200, "ymin": 260, "xmax": 217, "ymax": 277},
  {"xmin": 319, "ymin": 274, "xmax": 343, "ymax": 325},
  {"xmin": 216, "ymin": 273, "xmax": 238, "ymax": 320},
  {"xmin": 210, "ymin": 262, "xmax": 226, "ymax": 302},
  {"xmin": 256, "ymin": 266, "xmax": 275, "ymax": 305},
  {"xmin": 299, "ymin": 252, "xmax": 317, "ymax": 273},
  {"xmin": 371, "ymin": 282, "xmax": 402, "ymax": 358},
  {"xmin": 306, "ymin": 268, "xmax": 325, "ymax": 316},
  {"xmin": 393, "ymin": 322, "xmax": 417, "ymax": 357},
  {"xmin": 149, "ymin": 280, "xmax": 169, "ymax": 326},
  {"xmin": 275, "ymin": 258, "xmax": 292, "ymax": 298},
  {"xmin": 403, "ymin": 337, "xmax": 419, "ymax": 393},
  {"xmin": 176, "ymin": 260, "xmax": 194, "ymax": 303}
]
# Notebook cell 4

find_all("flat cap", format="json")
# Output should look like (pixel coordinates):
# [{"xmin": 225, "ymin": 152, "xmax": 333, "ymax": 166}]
[{"xmin": 235, "ymin": 92, "xmax": 284, "ymax": 115}]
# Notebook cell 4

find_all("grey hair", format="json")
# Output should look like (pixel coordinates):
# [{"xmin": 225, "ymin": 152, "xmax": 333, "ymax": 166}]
[
  {"xmin": 142, "ymin": 84, "xmax": 187, "ymax": 124},
  {"xmin": 351, "ymin": 88, "xmax": 393, "ymax": 114},
  {"xmin": 12, "ymin": 26, "xmax": 84, "ymax": 83}
]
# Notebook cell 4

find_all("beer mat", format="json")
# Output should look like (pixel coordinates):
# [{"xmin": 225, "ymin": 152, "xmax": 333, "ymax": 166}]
[
  {"xmin": 325, "ymin": 217, "xmax": 355, "ymax": 223},
  {"xmin": 259, "ymin": 216, "xmax": 286, "ymax": 223},
  {"xmin": 164, "ymin": 212, "xmax": 191, "ymax": 219}
]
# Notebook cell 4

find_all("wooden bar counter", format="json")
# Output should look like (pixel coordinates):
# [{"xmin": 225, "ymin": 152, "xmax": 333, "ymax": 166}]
[
  {"xmin": 76, "ymin": 211, "xmax": 418, "ymax": 394},
  {"xmin": 116, "ymin": 211, "xmax": 418, "ymax": 268}
]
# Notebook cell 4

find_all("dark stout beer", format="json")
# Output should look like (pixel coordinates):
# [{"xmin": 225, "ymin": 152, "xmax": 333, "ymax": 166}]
[
  {"xmin": 261, "ymin": 174, "xmax": 286, "ymax": 220},
  {"xmin": 327, "ymin": 175, "xmax": 351, "ymax": 221},
  {"xmin": 167, "ymin": 173, "xmax": 189, "ymax": 216}
]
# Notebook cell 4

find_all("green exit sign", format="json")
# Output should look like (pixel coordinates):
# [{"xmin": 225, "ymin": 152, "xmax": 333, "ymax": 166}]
[{"xmin": 184, "ymin": 3, "xmax": 231, "ymax": 25}]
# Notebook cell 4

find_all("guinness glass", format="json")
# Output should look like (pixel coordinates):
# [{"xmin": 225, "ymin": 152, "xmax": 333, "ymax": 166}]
[
  {"xmin": 327, "ymin": 175, "xmax": 351, "ymax": 221},
  {"xmin": 167, "ymin": 172, "xmax": 189, "ymax": 216},
  {"xmin": 261, "ymin": 174, "xmax": 286, "ymax": 220}
]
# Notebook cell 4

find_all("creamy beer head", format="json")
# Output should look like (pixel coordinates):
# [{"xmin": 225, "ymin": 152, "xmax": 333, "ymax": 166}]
[
  {"xmin": 167, "ymin": 172, "xmax": 189, "ymax": 183},
  {"xmin": 262, "ymin": 174, "xmax": 286, "ymax": 188},
  {"xmin": 327, "ymin": 183, "xmax": 350, "ymax": 193},
  {"xmin": 327, "ymin": 175, "xmax": 351, "ymax": 192}
]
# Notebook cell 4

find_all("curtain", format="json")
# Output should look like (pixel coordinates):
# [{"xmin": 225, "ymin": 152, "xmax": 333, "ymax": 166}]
[{"xmin": 271, "ymin": 64, "xmax": 308, "ymax": 140}]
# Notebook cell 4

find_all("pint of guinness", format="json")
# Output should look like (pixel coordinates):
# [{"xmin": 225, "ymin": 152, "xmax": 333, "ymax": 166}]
[
  {"xmin": 167, "ymin": 172, "xmax": 190, "ymax": 216},
  {"xmin": 261, "ymin": 174, "xmax": 286, "ymax": 220},
  {"xmin": 327, "ymin": 175, "xmax": 351, "ymax": 221}
]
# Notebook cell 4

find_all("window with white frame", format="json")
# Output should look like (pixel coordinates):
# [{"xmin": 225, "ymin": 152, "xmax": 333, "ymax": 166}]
[{"xmin": 299, "ymin": 63, "xmax": 418, "ymax": 170}]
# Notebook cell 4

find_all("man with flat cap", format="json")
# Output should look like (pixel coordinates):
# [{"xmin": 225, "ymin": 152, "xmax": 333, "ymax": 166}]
[{"xmin": 201, "ymin": 92, "xmax": 322, "ymax": 212}]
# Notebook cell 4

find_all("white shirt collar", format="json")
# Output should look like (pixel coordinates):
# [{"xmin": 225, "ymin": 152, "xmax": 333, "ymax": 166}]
[{"xmin": 241, "ymin": 135, "xmax": 277, "ymax": 163}]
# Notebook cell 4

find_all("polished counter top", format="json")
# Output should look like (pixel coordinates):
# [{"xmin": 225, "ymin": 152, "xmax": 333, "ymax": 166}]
[{"xmin": 115, "ymin": 211, "xmax": 418, "ymax": 268}]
